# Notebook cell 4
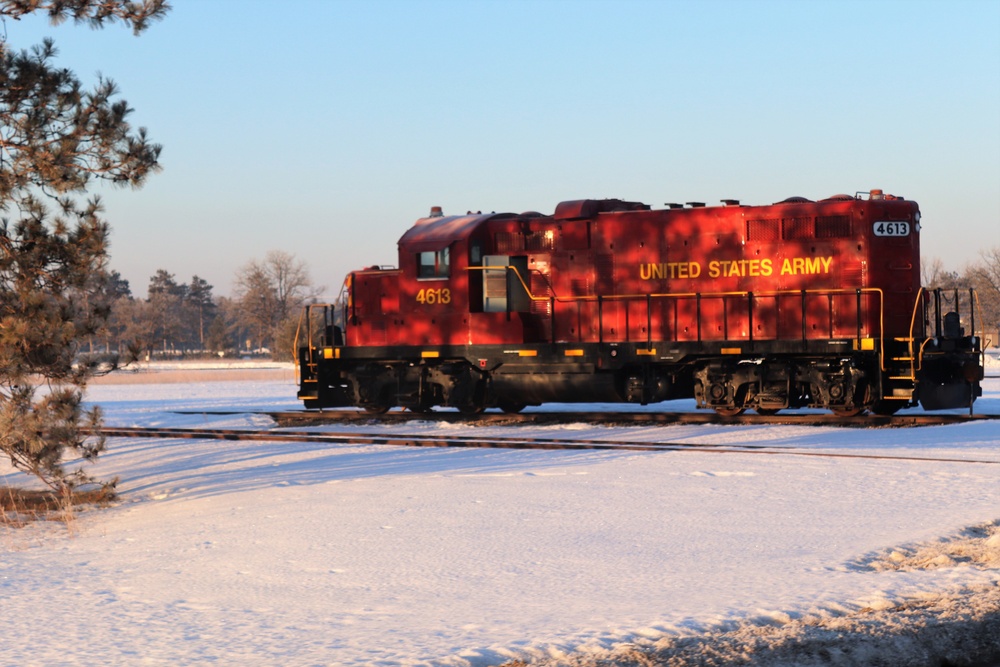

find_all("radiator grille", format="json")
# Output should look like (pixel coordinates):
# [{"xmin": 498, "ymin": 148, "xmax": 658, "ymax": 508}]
[
  {"xmin": 816, "ymin": 215, "xmax": 851, "ymax": 238},
  {"xmin": 782, "ymin": 217, "xmax": 813, "ymax": 240},
  {"xmin": 746, "ymin": 218, "xmax": 780, "ymax": 241},
  {"xmin": 494, "ymin": 232, "xmax": 523, "ymax": 253}
]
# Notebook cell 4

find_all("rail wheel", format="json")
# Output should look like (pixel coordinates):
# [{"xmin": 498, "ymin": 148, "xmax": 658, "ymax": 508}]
[
  {"xmin": 713, "ymin": 407, "xmax": 745, "ymax": 417},
  {"xmin": 459, "ymin": 404, "xmax": 485, "ymax": 415},
  {"xmin": 830, "ymin": 406, "xmax": 864, "ymax": 417},
  {"xmin": 498, "ymin": 401, "xmax": 526, "ymax": 414},
  {"xmin": 363, "ymin": 404, "xmax": 390, "ymax": 414},
  {"xmin": 756, "ymin": 408, "xmax": 780, "ymax": 416}
]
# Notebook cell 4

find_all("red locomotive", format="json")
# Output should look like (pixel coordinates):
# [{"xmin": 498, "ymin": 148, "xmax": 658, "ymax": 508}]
[{"xmin": 296, "ymin": 190, "xmax": 984, "ymax": 416}]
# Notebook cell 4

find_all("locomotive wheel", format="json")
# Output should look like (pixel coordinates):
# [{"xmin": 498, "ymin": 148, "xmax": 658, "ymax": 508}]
[
  {"xmin": 713, "ymin": 407, "xmax": 745, "ymax": 417},
  {"xmin": 458, "ymin": 404, "xmax": 485, "ymax": 415},
  {"xmin": 363, "ymin": 404, "xmax": 390, "ymax": 414},
  {"xmin": 755, "ymin": 408, "xmax": 780, "ymax": 416},
  {"xmin": 498, "ymin": 401, "xmax": 526, "ymax": 414},
  {"xmin": 830, "ymin": 406, "xmax": 864, "ymax": 417}
]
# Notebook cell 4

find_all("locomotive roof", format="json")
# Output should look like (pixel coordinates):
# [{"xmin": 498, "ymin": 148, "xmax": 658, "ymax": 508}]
[
  {"xmin": 398, "ymin": 212, "xmax": 511, "ymax": 247},
  {"xmin": 396, "ymin": 191, "xmax": 916, "ymax": 248}
]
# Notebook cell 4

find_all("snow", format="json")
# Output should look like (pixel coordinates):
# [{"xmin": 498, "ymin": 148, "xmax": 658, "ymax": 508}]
[{"xmin": 2, "ymin": 368, "xmax": 1000, "ymax": 666}]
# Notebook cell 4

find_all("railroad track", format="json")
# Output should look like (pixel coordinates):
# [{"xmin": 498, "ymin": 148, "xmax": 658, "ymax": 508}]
[
  {"xmin": 257, "ymin": 409, "xmax": 1000, "ymax": 429},
  {"xmin": 94, "ymin": 426, "xmax": 1000, "ymax": 466}
]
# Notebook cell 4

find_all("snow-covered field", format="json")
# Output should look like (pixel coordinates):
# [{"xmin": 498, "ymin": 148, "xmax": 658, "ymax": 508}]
[{"xmin": 3, "ymin": 359, "xmax": 1000, "ymax": 666}]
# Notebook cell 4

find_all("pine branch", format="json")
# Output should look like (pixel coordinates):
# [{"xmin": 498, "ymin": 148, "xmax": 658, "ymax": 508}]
[{"xmin": 0, "ymin": 0, "xmax": 170, "ymax": 35}]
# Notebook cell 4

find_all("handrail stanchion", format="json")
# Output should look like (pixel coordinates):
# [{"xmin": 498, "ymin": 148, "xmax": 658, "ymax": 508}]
[
  {"xmin": 800, "ymin": 289, "xmax": 807, "ymax": 344},
  {"xmin": 598, "ymin": 294, "xmax": 603, "ymax": 344},
  {"xmin": 934, "ymin": 289, "xmax": 942, "ymax": 337},
  {"xmin": 696, "ymin": 293, "xmax": 702, "ymax": 342},
  {"xmin": 647, "ymin": 294, "xmax": 652, "ymax": 348},
  {"xmin": 856, "ymin": 288, "xmax": 862, "ymax": 345}
]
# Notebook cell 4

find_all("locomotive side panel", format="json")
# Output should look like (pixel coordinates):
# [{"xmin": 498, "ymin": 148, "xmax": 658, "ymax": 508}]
[
  {"xmin": 590, "ymin": 202, "xmax": 878, "ymax": 345},
  {"xmin": 862, "ymin": 197, "xmax": 921, "ymax": 337},
  {"xmin": 345, "ymin": 269, "xmax": 400, "ymax": 347},
  {"xmin": 398, "ymin": 240, "xmax": 467, "ymax": 346}
]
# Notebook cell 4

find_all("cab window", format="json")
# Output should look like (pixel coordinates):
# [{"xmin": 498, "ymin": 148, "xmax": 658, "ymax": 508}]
[{"xmin": 418, "ymin": 247, "xmax": 450, "ymax": 279}]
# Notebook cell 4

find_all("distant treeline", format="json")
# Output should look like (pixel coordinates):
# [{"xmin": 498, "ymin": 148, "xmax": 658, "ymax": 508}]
[{"xmin": 90, "ymin": 251, "xmax": 324, "ymax": 361}]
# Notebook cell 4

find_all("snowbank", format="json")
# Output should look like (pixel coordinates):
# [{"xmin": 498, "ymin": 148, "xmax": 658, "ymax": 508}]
[
  {"xmin": 1, "ymin": 378, "xmax": 999, "ymax": 666},
  {"xmin": 548, "ymin": 583, "xmax": 1000, "ymax": 667}
]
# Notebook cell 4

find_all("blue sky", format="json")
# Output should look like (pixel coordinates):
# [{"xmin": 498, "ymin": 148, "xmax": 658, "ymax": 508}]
[{"xmin": 5, "ymin": 0, "xmax": 999, "ymax": 298}]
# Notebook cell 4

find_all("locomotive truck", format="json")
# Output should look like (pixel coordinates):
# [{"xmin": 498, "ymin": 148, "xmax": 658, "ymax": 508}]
[{"xmin": 296, "ymin": 190, "xmax": 984, "ymax": 416}]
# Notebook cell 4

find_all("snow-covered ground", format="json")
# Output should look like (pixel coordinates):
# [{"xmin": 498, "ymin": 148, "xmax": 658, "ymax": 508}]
[{"xmin": 2, "ymin": 360, "xmax": 1000, "ymax": 666}]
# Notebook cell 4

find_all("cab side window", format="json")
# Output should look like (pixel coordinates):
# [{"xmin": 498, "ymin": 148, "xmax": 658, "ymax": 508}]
[{"xmin": 418, "ymin": 247, "xmax": 450, "ymax": 279}]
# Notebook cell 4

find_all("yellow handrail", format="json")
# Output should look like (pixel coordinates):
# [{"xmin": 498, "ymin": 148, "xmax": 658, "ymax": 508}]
[
  {"xmin": 468, "ymin": 265, "xmax": 884, "ymax": 305},
  {"xmin": 292, "ymin": 309, "xmax": 305, "ymax": 383},
  {"xmin": 906, "ymin": 287, "xmax": 926, "ymax": 380},
  {"xmin": 905, "ymin": 286, "xmax": 985, "ymax": 383},
  {"xmin": 467, "ymin": 265, "xmax": 885, "ymax": 354}
]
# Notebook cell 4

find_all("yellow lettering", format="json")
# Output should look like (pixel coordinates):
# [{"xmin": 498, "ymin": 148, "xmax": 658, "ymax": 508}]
[
  {"xmin": 640, "ymin": 262, "xmax": 703, "ymax": 280},
  {"xmin": 779, "ymin": 256, "xmax": 833, "ymax": 276},
  {"xmin": 644, "ymin": 257, "xmax": 810, "ymax": 279}
]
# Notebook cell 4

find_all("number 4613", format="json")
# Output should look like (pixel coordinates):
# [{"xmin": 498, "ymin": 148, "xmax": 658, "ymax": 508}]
[{"xmin": 416, "ymin": 287, "xmax": 451, "ymax": 305}]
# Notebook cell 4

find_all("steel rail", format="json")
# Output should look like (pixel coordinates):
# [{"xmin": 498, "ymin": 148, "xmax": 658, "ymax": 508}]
[
  {"xmin": 94, "ymin": 426, "xmax": 1000, "ymax": 466},
  {"xmin": 254, "ymin": 409, "xmax": 1000, "ymax": 429}
]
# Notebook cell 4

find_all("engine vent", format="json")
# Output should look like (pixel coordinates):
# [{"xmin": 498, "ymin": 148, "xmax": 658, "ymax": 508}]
[
  {"xmin": 816, "ymin": 215, "xmax": 851, "ymax": 238},
  {"xmin": 746, "ymin": 219, "xmax": 780, "ymax": 241}
]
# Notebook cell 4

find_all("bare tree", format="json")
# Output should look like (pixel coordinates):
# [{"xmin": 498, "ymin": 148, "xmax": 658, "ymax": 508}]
[
  {"xmin": 234, "ymin": 251, "xmax": 321, "ymax": 356},
  {"xmin": 921, "ymin": 256, "xmax": 961, "ymax": 289},
  {"xmin": 966, "ymin": 246, "xmax": 1000, "ymax": 338},
  {"xmin": 265, "ymin": 250, "xmax": 322, "ymax": 322},
  {"xmin": 234, "ymin": 260, "xmax": 278, "ymax": 352}
]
